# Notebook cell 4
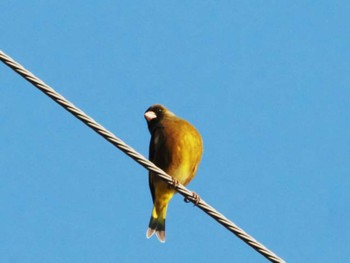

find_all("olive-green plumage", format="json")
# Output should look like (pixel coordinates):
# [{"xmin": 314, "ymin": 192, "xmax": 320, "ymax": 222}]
[{"xmin": 144, "ymin": 104, "xmax": 203, "ymax": 242}]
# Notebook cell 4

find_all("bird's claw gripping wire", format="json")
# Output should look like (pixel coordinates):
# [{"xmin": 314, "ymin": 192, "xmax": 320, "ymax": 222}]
[
  {"xmin": 169, "ymin": 177, "xmax": 179, "ymax": 190},
  {"xmin": 169, "ymin": 177, "xmax": 200, "ymax": 205},
  {"xmin": 184, "ymin": 191, "xmax": 200, "ymax": 206}
]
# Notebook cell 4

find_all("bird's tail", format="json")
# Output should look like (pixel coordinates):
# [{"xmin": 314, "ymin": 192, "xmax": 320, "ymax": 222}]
[{"xmin": 146, "ymin": 205, "xmax": 167, "ymax": 243}]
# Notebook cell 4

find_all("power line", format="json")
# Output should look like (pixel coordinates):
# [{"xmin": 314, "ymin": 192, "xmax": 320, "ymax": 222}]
[{"xmin": 0, "ymin": 50, "xmax": 286, "ymax": 263}]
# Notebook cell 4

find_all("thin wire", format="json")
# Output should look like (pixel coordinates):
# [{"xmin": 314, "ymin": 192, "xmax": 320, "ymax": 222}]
[{"xmin": 0, "ymin": 50, "xmax": 285, "ymax": 263}]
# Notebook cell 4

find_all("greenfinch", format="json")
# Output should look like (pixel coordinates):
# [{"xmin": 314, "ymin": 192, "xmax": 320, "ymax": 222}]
[{"xmin": 144, "ymin": 104, "xmax": 203, "ymax": 243}]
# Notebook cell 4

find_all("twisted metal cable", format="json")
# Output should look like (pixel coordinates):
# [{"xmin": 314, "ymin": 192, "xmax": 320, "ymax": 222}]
[{"xmin": 0, "ymin": 50, "xmax": 285, "ymax": 263}]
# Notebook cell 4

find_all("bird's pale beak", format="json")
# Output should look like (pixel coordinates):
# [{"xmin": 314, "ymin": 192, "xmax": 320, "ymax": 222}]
[{"xmin": 144, "ymin": 111, "xmax": 157, "ymax": 122}]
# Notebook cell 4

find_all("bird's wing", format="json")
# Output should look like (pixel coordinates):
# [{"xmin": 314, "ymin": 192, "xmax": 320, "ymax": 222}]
[{"xmin": 148, "ymin": 136, "xmax": 156, "ymax": 203}]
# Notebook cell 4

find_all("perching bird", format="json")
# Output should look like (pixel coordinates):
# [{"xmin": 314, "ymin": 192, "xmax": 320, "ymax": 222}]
[{"xmin": 144, "ymin": 104, "xmax": 203, "ymax": 243}]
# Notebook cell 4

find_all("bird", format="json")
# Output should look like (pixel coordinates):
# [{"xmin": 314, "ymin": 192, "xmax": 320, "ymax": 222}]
[{"xmin": 144, "ymin": 104, "xmax": 203, "ymax": 243}]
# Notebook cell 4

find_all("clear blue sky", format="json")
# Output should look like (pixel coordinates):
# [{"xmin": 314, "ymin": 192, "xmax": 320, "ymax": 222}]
[{"xmin": 1, "ymin": 1, "xmax": 349, "ymax": 262}]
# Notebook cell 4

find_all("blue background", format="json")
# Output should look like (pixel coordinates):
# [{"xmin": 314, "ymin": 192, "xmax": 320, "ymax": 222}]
[{"xmin": 1, "ymin": 1, "xmax": 349, "ymax": 262}]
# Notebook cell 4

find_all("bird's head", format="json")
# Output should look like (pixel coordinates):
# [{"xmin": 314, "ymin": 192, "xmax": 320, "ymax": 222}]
[{"xmin": 144, "ymin": 104, "xmax": 175, "ymax": 133}]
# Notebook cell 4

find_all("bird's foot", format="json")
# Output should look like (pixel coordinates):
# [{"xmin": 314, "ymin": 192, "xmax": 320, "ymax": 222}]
[
  {"xmin": 169, "ymin": 178, "xmax": 179, "ymax": 190},
  {"xmin": 184, "ymin": 191, "xmax": 200, "ymax": 206}
]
